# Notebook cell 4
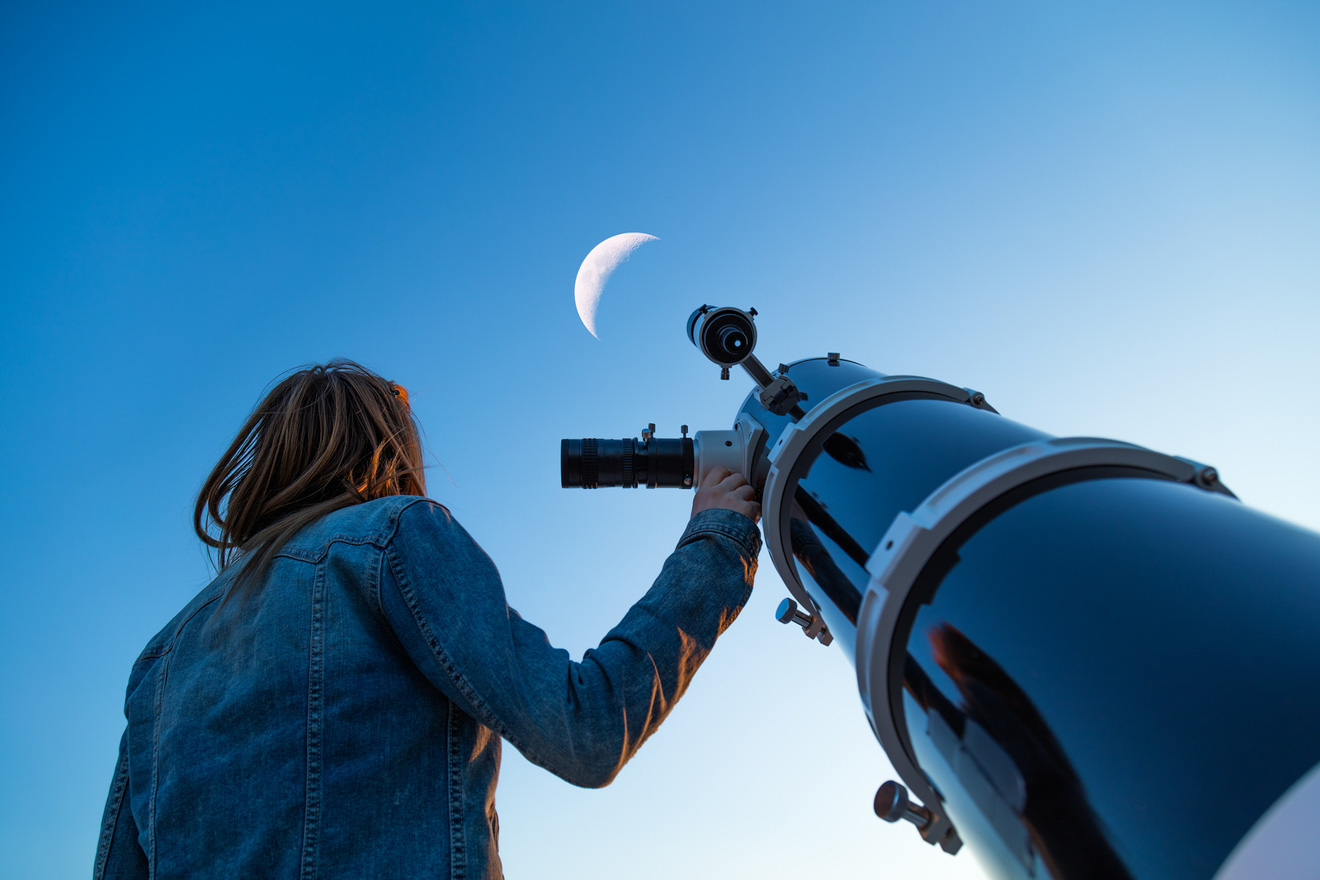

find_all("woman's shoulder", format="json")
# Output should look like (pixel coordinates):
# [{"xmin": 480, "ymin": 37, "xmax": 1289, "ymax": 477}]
[
  {"xmin": 299, "ymin": 495, "xmax": 449, "ymax": 548},
  {"xmin": 265, "ymin": 497, "xmax": 474, "ymax": 580}
]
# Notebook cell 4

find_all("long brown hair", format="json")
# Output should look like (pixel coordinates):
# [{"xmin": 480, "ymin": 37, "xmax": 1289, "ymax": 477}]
[{"xmin": 195, "ymin": 359, "xmax": 426, "ymax": 597}]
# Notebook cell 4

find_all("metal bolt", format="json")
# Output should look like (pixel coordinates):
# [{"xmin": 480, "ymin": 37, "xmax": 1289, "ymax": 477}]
[
  {"xmin": 971, "ymin": 392, "xmax": 986, "ymax": 406},
  {"xmin": 874, "ymin": 781, "xmax": 934, "ymax": 829},
  {"xmin": 775, "ymin": 598, "xmax": 813, "ymax": 629},
  {"xmin": 776, "ymin": 599, "xmax": 834, "ymax": 646}
]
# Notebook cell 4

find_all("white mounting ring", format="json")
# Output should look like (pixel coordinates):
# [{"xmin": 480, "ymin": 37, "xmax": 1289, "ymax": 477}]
[
  {"xmin": 761, "ymin": 375, "xmax": 994, "ymax": 645},
  {"xmin": 854, "ymin": 435, "xmax": 1235, "ymax": 827}
]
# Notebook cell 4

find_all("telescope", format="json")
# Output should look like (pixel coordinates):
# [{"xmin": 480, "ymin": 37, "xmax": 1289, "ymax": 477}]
[{"xmin": 562, "ymin": 305, "xmax": 1320, "ymax": 880}]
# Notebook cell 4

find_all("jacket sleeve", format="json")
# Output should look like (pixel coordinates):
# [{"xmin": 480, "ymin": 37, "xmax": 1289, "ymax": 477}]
[
  {"xmin": 93, "ymin": 728, "xmax": 148, "ymax": 880},
  {"xmin": 378, "ymin": 501, "xmax": 760, "ymax": 788}
]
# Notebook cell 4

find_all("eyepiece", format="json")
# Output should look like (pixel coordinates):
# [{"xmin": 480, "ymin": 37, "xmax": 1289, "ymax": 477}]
[
  {"xmin": 717, "ymin": 324, "xmax": 749, "ymax": 356},
  {"xmin": 561, "ymin": 436, "xmax": 694, "ymax": 489},
  {"xmin": 687, "ymin": 305, "xmax": 758, "ymax": 367}
]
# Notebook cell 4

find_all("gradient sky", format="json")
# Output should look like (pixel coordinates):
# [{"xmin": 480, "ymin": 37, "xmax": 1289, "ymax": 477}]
[{"xmin": 3, "ymin": 2, "xmax": 1318, "ymax": 878}]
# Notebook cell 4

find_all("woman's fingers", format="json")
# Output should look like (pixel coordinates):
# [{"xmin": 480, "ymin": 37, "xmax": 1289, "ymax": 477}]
[
  {"xmin": 700, "ymin": 465, "xmax": 734, "ymax": 487},
  {"xmin": 691, "ymin": 467, "xmax": 761, "ymax": 523}
]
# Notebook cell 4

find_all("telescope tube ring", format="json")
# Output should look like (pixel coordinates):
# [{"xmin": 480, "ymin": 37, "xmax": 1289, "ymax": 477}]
[
  {"xmin": 854, "ymin": 436, "xmax": 1236, "ymax": 845},
  {"xmin": 761, "ymin": 375, "xmax": 998, "ymax": 646}
]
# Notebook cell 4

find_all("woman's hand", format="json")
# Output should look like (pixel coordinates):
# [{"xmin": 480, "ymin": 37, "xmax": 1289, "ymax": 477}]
[{"xmin": 690, "ymin": 466, "xmax": 761, "ymax": 524}]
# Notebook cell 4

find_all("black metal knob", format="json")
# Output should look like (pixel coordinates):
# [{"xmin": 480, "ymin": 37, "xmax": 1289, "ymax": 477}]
[{"xmin": 874, "ymin": 781, "xmax": 933, "ymax": 829}]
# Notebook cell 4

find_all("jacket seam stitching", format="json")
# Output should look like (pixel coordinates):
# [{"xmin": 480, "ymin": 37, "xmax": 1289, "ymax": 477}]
[
  {"xmin": 92, "ymin": 741, "xmax": 132, "ymax": 878},
  {"xmin": 273, "ymin": 533, "xmax": 376, "ymax": 563},
  {"xmin": 148, "ymin": 652, "xmax": 169, "ymax": 877},
  {"xmin": 448, "ymin": 705, "xmax": 466, "ymax": 879},
  {"xmin": 300, "ymin": 561, "xmax": 326, "ymax": 879},
  {"xmin": 678, "ymin": 523, "xmax": 760, "ymax": 556},
  {"xmin": 370, "ymin": 543, "xmax": 385, "ymax": 616},
  {"xmin": 136, "ymin": 591, "xmax": 223, "ymax": 663},
  {"xmin": 271, "ymin": 497, "xmax": 435, "ymax": 564}
]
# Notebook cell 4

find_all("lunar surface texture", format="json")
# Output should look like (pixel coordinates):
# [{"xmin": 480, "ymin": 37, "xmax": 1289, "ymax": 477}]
[{"xmin": 574, "ymin": 232, "xmax": 659, "ymax": 338}]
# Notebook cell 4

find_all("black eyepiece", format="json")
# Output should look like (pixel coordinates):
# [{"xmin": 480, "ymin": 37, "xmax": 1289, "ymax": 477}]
[
  {"xmin": 561, "ymin": 436, "xmax": 694, "ymax": 489},
  {"xmin": 687, "ymin": 305, "xmax": 758, "ymax": 367},
  {"xmin": 716, "ymin": 323, "xmax": 749, "ymax": 355}
]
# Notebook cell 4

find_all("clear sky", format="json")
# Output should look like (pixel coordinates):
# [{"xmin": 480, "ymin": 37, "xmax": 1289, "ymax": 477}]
[{"xmin": 3, "ymin": 2, "xmax": 1318, "ymax": 878}]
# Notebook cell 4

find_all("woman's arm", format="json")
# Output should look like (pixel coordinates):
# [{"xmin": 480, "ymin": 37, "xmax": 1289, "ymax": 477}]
[{"xmin": 379, "ymin": 493, "xmax": 760, "ymax": 788}]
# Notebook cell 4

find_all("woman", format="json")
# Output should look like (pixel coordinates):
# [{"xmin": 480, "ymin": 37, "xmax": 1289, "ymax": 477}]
[{"xmin": 95, "ymin": 360, "xmax": 761, "ymax": 879}]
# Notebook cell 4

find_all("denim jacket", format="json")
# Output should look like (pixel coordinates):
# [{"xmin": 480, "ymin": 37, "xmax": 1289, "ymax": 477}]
[{"xmin": 95, "ymin": 497, "xmax": 760, "ymax": 879}]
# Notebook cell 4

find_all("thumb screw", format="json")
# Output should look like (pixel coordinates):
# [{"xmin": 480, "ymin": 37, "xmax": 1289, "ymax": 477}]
[{"xmin": 874, "ymin": 781, "xmax": 933, "ymax": 829}]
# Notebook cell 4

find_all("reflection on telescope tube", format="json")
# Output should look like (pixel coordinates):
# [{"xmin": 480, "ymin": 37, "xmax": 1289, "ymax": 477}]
[
  {"xmin": 906, "ymin": 625, "xmax": 1135, "ymax": 879},
  {"xmin": 903, "ymin": 473, "xmax": 1320, "ymax": 879},
  {"xmin": 789, "ymin": 502, "xmax": 864, "ymax": 627}
]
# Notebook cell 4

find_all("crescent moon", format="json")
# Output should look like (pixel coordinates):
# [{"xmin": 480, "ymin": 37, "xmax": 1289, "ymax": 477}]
[{"xmin": 574, "ymin": 232, "xmax": 660, "ymax": 338}]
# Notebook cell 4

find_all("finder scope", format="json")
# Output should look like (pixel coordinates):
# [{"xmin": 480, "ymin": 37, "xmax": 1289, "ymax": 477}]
[{"xmin": 561, "ymin": 428, "xmax": 694, "ymax": 489}]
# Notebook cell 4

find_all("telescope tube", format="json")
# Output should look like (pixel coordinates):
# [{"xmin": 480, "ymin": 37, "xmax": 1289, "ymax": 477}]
[{"xmin": 740, "ymin": 357, "xmax": 1320, "ymax": 880}]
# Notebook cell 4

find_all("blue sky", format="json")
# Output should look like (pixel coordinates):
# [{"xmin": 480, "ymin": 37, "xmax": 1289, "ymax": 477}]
[{"xmin": 2, "ymin": 2, "xmax": 1318, "ymax": 877}]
